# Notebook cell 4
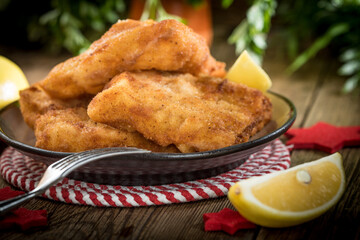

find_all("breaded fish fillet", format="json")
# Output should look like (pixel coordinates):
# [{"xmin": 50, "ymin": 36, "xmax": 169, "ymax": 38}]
[
  {"xmin": 19, "ymin": 83, "xmax": 92, "ymax": 129},
  {"xmin": 87, "ymin": 71, "xmax": 272, "ymax": 153},
  {"xmin": 35, "ymin": 108, "xmax": 179, "ymax": 153},
  {"xmin": 39, "ymin": 19, "xmax": 225, "ymax": 99}
]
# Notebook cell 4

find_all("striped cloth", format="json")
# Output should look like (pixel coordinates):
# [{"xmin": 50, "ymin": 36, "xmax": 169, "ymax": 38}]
[{"xmin": 0, "ymin": 139, "xmax": 290, "ymax": 207}]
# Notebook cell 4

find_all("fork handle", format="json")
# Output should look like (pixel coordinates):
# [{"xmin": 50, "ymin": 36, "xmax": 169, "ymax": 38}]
[{"xmin": 0, "ymin": 190, "xmax": 41, "ymax": 216}]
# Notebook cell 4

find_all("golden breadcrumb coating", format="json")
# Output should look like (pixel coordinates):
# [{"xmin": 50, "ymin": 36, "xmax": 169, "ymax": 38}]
[
  {"xmin": 35, "ymin": 108, "xmax": 179, "ymax": 153},
  {"xmin": 88, "ymin": 71, "xmax": 272, "ymax": 153},
  {"xmin": 39, "ymin": 19, "xmax": 225, "ymax": 99}
]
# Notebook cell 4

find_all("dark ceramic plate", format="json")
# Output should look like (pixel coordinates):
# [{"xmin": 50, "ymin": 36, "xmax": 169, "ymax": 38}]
[{"xmin": 0, "ymin": 92, "xmax": 296, "ymax": 185}]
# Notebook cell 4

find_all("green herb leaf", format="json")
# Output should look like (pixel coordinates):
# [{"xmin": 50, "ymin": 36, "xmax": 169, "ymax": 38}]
[
  {"xmin": 342, "ymin": 74, "xmax": 360, "ymax": 93},
  {"xmin": 247, "ymin": 4, "xmax": 264, "ymax": 31},
  {"xmin": 222, "ymin": 0, "xmax": 234, "ymax": 9},
  {"xmin": 228, "ymin": 21, "xmax": 248, "ymax": 44},
  {"xmin": 187, "ymin": 0, "xmax": 205, "ymax": 8},
  {"xmin": 340, "ymin": 48, "xmax": 359, "ymax": 62},
  {"xmin": 39, "ymin": 9, "xmax": 60, "ymax": 25},
  {"xmin": 141, "ymin": 0, "xmax": 186, "ymax": 24},
  {"xmin": 287, "ymin": 23, "xmax": 349, "ymax": 74},
  {"xmin": 228, "ymin": 0, "xmax": 276, "ymax": 65},
  {"xmin": 338, "ymin": 60, "xmax": 360, "ymax": 76},
  {"xmin": 253, "ymin": 34, "xmax": 267, "ymax": 50}
]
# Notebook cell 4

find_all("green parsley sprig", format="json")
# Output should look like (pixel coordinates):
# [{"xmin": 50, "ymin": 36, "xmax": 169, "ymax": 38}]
[{"xmin": 227, "ymin": 0, "xmax": 276, "ymax": 65}]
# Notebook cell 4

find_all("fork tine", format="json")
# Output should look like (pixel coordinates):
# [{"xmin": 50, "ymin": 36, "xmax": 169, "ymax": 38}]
[
  {"xmin": 50, "ymin": 147, "xmax": 125, "ymax": 169},
  {"xmin": 54, "ymin": 152, "xmax": 99, "ymax": 171},
  {"xmin": 51, "ymin": 148, "xmax": 150, "ymax": 176},
  {"xmin": 52, "ymin": 151, "xmax": 95, "ymax": 169},
  {"xmin": 58, "ymin": 149, "xmax": 147, "ymax": 173},
  {"xmin": 51, "ymin": 151, "xmax": 91, "ymax": 169}
]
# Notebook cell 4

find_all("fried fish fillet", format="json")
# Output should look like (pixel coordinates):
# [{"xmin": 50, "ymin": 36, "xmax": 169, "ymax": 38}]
[
  {"xmin": 35, "ymin": 108, "xmax": 179, "ymax": 153},
  {"xmin": 87, "ymin": 71, "xmax": 272, "ymax": 153},
  {"xmin": 19, "ymin": 83, "xmax": 92, "ymax": 129},
  {"xmin": 39, "ymin": 19, "xmax": 225, "ymax": 99}
]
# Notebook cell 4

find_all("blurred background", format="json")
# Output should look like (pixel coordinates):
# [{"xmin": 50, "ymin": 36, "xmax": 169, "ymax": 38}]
[{"xmin": 0, "ymin": 0, "xmax": 359, "ymax": 93}]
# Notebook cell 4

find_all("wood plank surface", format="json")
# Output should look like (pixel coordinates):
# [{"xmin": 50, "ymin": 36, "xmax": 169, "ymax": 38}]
[
  {"xmin": 1, "ymin": 2, "xmax": 359, "ymax": 239},
  {"xmin": 257, "ymin": 58, "xmax": 360, "ymax": 240}
]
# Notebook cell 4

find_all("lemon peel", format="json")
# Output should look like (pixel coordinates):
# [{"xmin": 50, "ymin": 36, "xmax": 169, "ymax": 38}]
[
  {"xmin": 228, "ymin": 153, "xmax": 345, "ymax": 228},
  {"xmin": 0, "ymin": 56, "xmax": 29, "ymax": 109}
]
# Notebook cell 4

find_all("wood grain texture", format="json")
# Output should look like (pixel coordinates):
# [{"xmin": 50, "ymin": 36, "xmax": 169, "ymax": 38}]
[
  {"xmin": 257, "ymin": 59, "xmax": 360, "ymax": 240},
  {"xmin": 1, "ymin": 2, "xmax": 359, "ymax": 238}
]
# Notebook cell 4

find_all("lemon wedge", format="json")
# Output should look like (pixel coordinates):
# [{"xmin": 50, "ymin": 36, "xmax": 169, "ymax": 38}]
[
  {"xmin": 228, "ymin": 153, "xmax": 345, "ymax": 228},
  {"xmin": 226, "ymin": 50, "xmax": 272, "ymax": 92},
  {"xmin": 0, "ymin": 56, "xmax": 29, "ymax": 109}
]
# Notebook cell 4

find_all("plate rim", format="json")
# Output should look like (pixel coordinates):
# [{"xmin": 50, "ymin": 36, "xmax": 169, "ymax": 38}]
[{"xmin": 0, "ymin": 91, "xmax": 296, "ymax": 161}]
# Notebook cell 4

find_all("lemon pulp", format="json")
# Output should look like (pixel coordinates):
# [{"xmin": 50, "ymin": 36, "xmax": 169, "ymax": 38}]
[
  {"xmin": 0, "ymin": 56, "xmax": 29, "ymax": 109},
  {"xmin": 228, "ymin": 153, "xmax": 345, "ymax": 228},
  {"xmin": 226, "ymin": 50, "xmax": 272, "ymax": 92},
  {"xmin": 253, "ymin": 161, "xmax": 341, "ymax": 211}
]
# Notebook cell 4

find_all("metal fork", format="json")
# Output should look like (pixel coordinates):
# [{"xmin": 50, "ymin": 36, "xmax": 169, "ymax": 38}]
[{"xmin": 0, "ymin": 147, "xmax": 150, "ymax": 216}]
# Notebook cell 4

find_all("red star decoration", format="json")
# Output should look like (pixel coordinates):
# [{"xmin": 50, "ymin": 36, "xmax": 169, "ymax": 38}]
[
  {"xmin": 203, "ymin": 208, "xmax": 256, "ymax": 235},
  {"xmin": 0, "ymin": 187, "xmax": 48, "ymax": 230},
  {"xmin": 0, "ymin": 208, "xmax": 48, "ymax": 230},
  {"xmin": 0, "ymin": 186, "xmax": 25, "ymax": 201},
  {"xmin": 285, "ymin": 122, "xmax": 360, "ymax": 153}
]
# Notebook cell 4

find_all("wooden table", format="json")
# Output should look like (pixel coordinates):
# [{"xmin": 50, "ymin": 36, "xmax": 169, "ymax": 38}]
[{"xmin": 1, "ymin": 7, "xmax": 360, "ymax": 240}]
